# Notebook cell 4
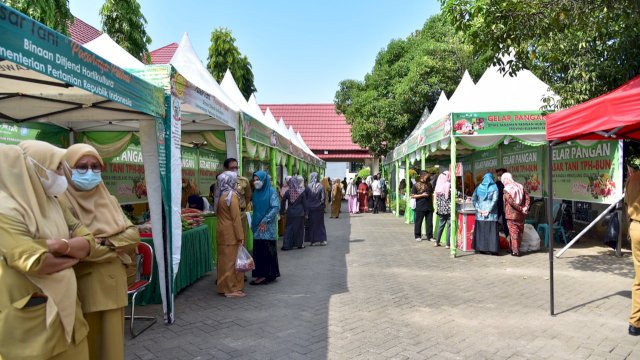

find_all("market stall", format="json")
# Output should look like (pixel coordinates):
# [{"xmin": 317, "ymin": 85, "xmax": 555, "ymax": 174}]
[
  {"xmin": 544, "ymin": 75, "xmax": 640, "ymax": 315},
  {"xmin": 0, "ymin": 5, "xmax": 182, "ymax": 322}
]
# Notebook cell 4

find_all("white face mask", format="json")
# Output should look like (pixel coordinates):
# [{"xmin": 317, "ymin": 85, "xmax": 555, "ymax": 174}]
[
  {"xmin": 254, "ymin": 180, "xmax": 264, "ymax": 189},
  {"xmin": 30, "ymin": 158, "xmax": 68, "ymax": 196}
]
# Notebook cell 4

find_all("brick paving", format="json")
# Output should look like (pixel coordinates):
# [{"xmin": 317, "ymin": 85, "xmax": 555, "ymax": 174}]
[{"xmin": 126, "ymin": 204, "xmax": 640, "ymax": 359}]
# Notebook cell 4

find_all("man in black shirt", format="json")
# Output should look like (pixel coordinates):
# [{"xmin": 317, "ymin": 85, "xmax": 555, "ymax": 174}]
[{"xmin": 411, "ymin": 171, "xmax": 434, "ymax": 242}]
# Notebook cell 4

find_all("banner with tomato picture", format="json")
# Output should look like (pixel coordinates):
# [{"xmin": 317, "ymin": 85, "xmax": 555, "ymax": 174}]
[
  {"xmin": 101, "ymin": 143, "xmax": 148, "ymax": 204},
  {"xmin": 500, "ymin": 142, "xmax": 543, "ymax": 197},
  {"xmin": 549, "ymin": 140, "xmax": 622, "ymax": 204}
]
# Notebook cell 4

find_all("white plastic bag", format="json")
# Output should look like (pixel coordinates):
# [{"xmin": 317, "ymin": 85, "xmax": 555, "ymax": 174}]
[
  {"xmin": 409, "ymin": 198, "xmax": 417, "ymax": 210},
  {"xmin": 235, "ymin": 246, "xmax": 255, "ymax": 272},
  {"xmin": 520, "ymin": 224, "xmax": 541, "ymax": 252}
]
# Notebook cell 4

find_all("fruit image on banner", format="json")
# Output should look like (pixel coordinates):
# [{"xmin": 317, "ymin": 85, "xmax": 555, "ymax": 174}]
[
  {"xmin": 102, "ymin": 143, "xmax": 147, "ymax": 204},
  {"xmin": 501, "ymin": 142, "xmax": 543, "ymax": 197},
  {"xmin": 551, "ymin": 141, "xmax": 622, "ymax": 203}
]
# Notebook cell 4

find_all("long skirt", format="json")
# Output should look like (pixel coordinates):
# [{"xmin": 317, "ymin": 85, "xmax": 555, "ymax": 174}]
[
  {"xmin": 306, "ymin": 208, "xmax": 327, "ymax": 244},
  {"xmin": 331, "ymin": 198, "xmax": 341, "ymax": 218},
  {"xmin": 85, "ymin": 307, "xmax": 125, "ymax": 360},
  {"xmin": 358, "ymin": 193, "xmax": 368, "ymax": 213},
  {"xmin": 217, "ymin": 244, "xmax": 244, "ymax": 293},
  {"xmin": 283, "ymin": 215, "xmax": 305, "ymax": 249},
  {"xmin": 472, "ymin": 220, "xmax": 499, "ymax": 254},
  {"xmin": 348, "ymin": 195, "xmax": 358, "ymax": 214},
  {"xmin": 252, "ymin": 239, "xmax": 280, "ymax": 281},
  {"xmin": 50, "ymin": 338, "xmax": 89, "ymax": 360}
]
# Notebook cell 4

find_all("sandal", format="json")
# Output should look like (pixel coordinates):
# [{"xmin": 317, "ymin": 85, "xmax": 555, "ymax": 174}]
[
  {"xmin": 249, "ymin": 278, "xmax": 268, "ymax": 285},
  {"xmin": 224, "ymin": 291, "xmax": 246, "ymax": 298}
]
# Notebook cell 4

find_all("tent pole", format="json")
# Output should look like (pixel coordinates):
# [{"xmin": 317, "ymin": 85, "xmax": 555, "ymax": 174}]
[
  {"xmin": 396, "ymin": 160, "xmax": 400, "ymax": 218},
  {"xmin": 450, "ymin": 136, "xmax": 457, "ymax": 258},
  {"xmin": 546, "ymin": 142, "xmax": 555, "ymax": 316},
  {"xmin": 238, "ymin": 114, "xmax": 244, "ymax": 176},
  {"xmin": 405, "ymin": 156, "xmax": 412, "ymax": 224},
  {"xmin": 421, "ymin": 148, "xmax": 426, "ymax": 235}
]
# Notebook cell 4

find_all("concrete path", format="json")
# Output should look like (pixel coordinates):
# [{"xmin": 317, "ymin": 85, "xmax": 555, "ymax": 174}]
[{"xmin": 126, "ymin": 204, "xmax": 639, "ymax": 359}]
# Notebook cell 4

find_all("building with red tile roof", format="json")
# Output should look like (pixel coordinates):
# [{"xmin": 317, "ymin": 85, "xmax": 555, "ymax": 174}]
[
  {"xmin": 260, "ymin": 104, "xmax": 376, "ymax": 178},
  {"xmin": 149, "ymin": 43, "xmax": 179, "ymax": 64},
  {"xmin": 67, "ymin": 17, "xmax": 102, "ymax": 44},
  {"xmin": 260, "ymin": 104, "xmax": 370, "ymax": 160}
]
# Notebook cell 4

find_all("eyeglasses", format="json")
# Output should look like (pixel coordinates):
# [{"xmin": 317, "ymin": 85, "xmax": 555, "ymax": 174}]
[{"xmin": 75, "ymin": 164, "xmax": 102, "ymax": 174}]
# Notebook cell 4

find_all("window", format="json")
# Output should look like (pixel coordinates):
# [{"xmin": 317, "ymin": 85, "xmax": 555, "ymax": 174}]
[{"xmin": 350, "ymin": 161, "xmax": 364, "ymax": 173}]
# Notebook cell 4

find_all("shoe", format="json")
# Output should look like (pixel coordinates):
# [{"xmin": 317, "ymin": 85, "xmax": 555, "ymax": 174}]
[
  {"xmin": 445, "ymin": 245, "xmax": 450, "ymax": 249},
  {"xmin": 434, "ymin": 243, "xmax": 440, "ymax": 247},
  {"xmin": 224, "ymin": 291, "xmax": 246, "ymax": 298},
  {"xmin": 511, "ymin": 253, "xmax": 520, "ymax": 257},
  {"xmin": 629, "ymin": 325, "xmax": 640, "ymax": 336},
  {"xmin": 249, "ymin": 278, "xmax": 269, "ymax": 285},
  {"xmin": 429, "ymin": 238, "xmax": 436, "ymax": 242},
  {"xmin": 415, "ymin": 238, "xmax": 422, "ymax": 242},
  {"xmin": 297, "ymin": 245, "xmax": 305, "ymax": 249},
  {"xmin": 280, "ymin": 247, "xmax": 291, "ymax": 251},
  {"xmin": 320, "ymin": 241, "xmax": 327, "ymax": 246}
]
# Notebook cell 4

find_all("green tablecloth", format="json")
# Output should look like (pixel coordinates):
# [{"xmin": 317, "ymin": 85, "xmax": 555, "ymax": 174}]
[
  {"xmin": 203, "ymin": 213, "xmax": 253, "ymax": 267},
  {"xmin": 137, "ymin": 225, "xmax": 212, "ymax": 305}
]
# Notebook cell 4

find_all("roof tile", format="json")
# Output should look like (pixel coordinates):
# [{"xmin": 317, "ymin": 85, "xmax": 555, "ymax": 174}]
[
  {"xmin": 260, "ymin": 104, "xmax": 369, "ymax": 159},
  {"xmin": 67, "ymin": 17, "xmax": 101, "ymax": 44},
  {"xmin": 150, "ymin": 43, "xmax": 178, "ymax": 64}
]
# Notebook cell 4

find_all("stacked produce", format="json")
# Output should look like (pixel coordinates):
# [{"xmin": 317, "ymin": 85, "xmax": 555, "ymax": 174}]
[{"xmin": 181, "ymin": 208, "xmax": 204, "ymax": 230}]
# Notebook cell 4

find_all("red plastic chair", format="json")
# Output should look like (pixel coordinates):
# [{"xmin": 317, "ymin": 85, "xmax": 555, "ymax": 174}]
[{"xmin": 125, "ymin": 242, "xmax": 157, "ymax": 338}]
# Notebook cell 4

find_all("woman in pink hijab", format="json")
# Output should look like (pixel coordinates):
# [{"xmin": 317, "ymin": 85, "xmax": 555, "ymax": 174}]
[
  {"xmin": 434, "ymin": 170, "xmax": 452, "ymax": 248},
  {"xmin": 502, "ymin": 172, "xmax": 531, "ymax": 256}
]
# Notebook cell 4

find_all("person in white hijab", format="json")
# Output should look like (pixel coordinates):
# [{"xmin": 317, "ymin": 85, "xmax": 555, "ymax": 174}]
[{"xmin": 0, "ymin": 141, "xmax": 92, "ymax": 360}]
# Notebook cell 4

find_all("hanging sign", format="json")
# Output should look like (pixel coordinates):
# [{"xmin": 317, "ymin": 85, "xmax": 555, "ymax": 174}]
[
  {"xmin": 101, "ymin": 143, "xmax": 147, "ymax": 204},
  {"xmin": 501, "ymin": 142, "xmax": 543, "ymax": 197},
  {"xmin": 551, "ymin": 140, "xmax": 622, "ymax": 203},
  {"xmin": 452, "ymin": 111, "xmax": 546, "ymax": 136}
]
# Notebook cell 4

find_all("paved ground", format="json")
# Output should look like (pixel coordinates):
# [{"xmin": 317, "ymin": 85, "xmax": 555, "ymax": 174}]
[{"xmin": 126, "ymin": 203, "xmax": 640, "ymax": 359}]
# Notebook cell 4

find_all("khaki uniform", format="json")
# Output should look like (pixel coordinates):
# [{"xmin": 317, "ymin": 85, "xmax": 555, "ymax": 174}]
[
  {"xmin": 0, "ymin": 206, "xmax": 90, "ymax": 360},
  {"xmin": 60, "ymin": 197, "xmax": 140, "ymax": 360},
  {"xmin": 216, "ymin": 193, "xmax": 245, "ymax": 294},
  {"xmin": 625, "ymin": 173, "xmax": 640, "ymax": 327}
]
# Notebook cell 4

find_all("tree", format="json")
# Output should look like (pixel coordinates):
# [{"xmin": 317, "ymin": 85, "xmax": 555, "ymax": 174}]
[
  {"xmin": 207, "ymin": 28, "xmax": 257, "ymax": 100},
  {"xmin": 440, "ymin": 0, "xmax": 640, "ymax": 108},
  {"xmin": 100, "ymin": 0, "xmax": 152, "ymax": 62},
  {"xmin": 334, "ymin": 14, "xmax": 487, "ymax": 156},
  {"xmin": 2, "ymin": 0, "xmax": 72, "ymax": 34}
]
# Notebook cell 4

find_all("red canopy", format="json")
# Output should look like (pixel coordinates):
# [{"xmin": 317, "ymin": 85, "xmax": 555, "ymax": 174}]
[{"xmin": 546, "ymin": 75, "xmax": 640, "ymax": 142}]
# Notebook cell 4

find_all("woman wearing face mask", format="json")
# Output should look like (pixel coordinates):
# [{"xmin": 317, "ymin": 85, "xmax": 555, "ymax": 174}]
[
  {"xmin": 58, "ymin": 144, "xmax": 140, "ymax": 360},
  {"xmin": 0, "ymin": 141, "xmax": 93, "ymax": 360},
  {"xmin": 215, "ymin": 171, "xmax": 246, "ymax": 297},
  {"xmin": 305, "ymin": 172, "xmax": 327, "ymax": 246},
  {"xmin": 250, "ymin": 171, "xmax": 280, "ymax": 285}
]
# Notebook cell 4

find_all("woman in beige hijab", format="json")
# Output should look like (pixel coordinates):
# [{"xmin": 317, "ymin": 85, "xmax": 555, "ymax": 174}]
[
  {"xmin": 59, "ymin": 143, "xmax": 140, "ymax": 360},
  {"xmin": 0, "ymin": 140, "xmax": 93, "ymax": 360}
]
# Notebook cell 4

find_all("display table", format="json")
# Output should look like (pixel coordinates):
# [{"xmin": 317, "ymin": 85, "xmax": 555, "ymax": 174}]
[
  {"xmin": 137, "ymin": 225, "xmax": 212, "ymax": 305},
  {"xmin": 457, "ymin": 210, "xmax": 476, "ymax": 251},
  {"xmin": 203, "ymin": 213, "xmax": 253, "ymax": 266}
]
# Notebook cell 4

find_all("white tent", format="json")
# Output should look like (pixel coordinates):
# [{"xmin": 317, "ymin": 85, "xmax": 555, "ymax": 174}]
[{"xmin": 84, "ymin": 34, "xmax": 146, "ymax": 70}]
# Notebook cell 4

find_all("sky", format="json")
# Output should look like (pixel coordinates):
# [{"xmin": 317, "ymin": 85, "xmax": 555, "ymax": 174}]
[{"xmin": 70, "ymin": 1, "xmax": 440, "ymax": 104}]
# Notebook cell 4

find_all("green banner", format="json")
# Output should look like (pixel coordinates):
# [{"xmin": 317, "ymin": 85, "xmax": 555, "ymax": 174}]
[
  {"xmin": 452, "ymin": 111, "xmax": 545, "ymax": 136},
  {"xmin": 101, "ymin": 143, "xmax": 147, "ymax": 204},
  {"xmin": 0, "ymin": 121, "xmax": 68, "ymax": 147},
  {"xmin": 551, "ymin": 141, "xmax": 622, "ymax": 203},
  {"xmin": 198, "ymin": 149, "xmax": 224, "ymax": 195},
  {"xmin": 501, "ymin": 142, "xmax": 543, "ymax": 197},
  {"xmin": 0, "ymin": 4, "xmax": 164, "ymax": 117},
  {"xmin": 472, "ymin": 149, "xmax": 499, "ymax": 184}
]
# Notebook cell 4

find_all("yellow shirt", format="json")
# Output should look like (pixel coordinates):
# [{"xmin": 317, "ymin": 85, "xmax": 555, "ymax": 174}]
[
  {"xmin": 0, "ymin": 205, "xmax": 90, "ymax": 360},
  {"xmin": 59, "ymin": 197, "xmax": 140, "ymax": 314}
]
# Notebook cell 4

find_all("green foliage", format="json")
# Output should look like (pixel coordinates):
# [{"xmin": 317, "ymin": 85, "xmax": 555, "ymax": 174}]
[
  {"xmin": 207, "ymin": 28, "xmax": 257, "ymax": 100},
  {"xmin": 356, "ymin": 167, "xmax": 371, "ymax": 179},
  {"xmin": 2, "ymin": 0, "xmax": 72, "ymax": 34},
  {"xmin": 334, "ymin": 14, "xmax": 487, "ymax": 156},
  {"xmin": 440, "ymin": 0, "xmax": 640, "ymax": 108},
  {"xmin": 391, "ymin": 198, "xmax": 406, "ymax": 215},
  {"xmin": 100, "ymin": 0, "xmax": 152, "ymax": 62}
]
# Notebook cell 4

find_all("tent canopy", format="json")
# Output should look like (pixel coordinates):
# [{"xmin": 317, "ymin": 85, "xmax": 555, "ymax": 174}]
[
  {"xmin": 0, "ymin": 6, "xmax": 164, "ymax": 131},
  {"xmin": 546, "ymin": 75, "xmax": 640, "ymax": 142}
]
